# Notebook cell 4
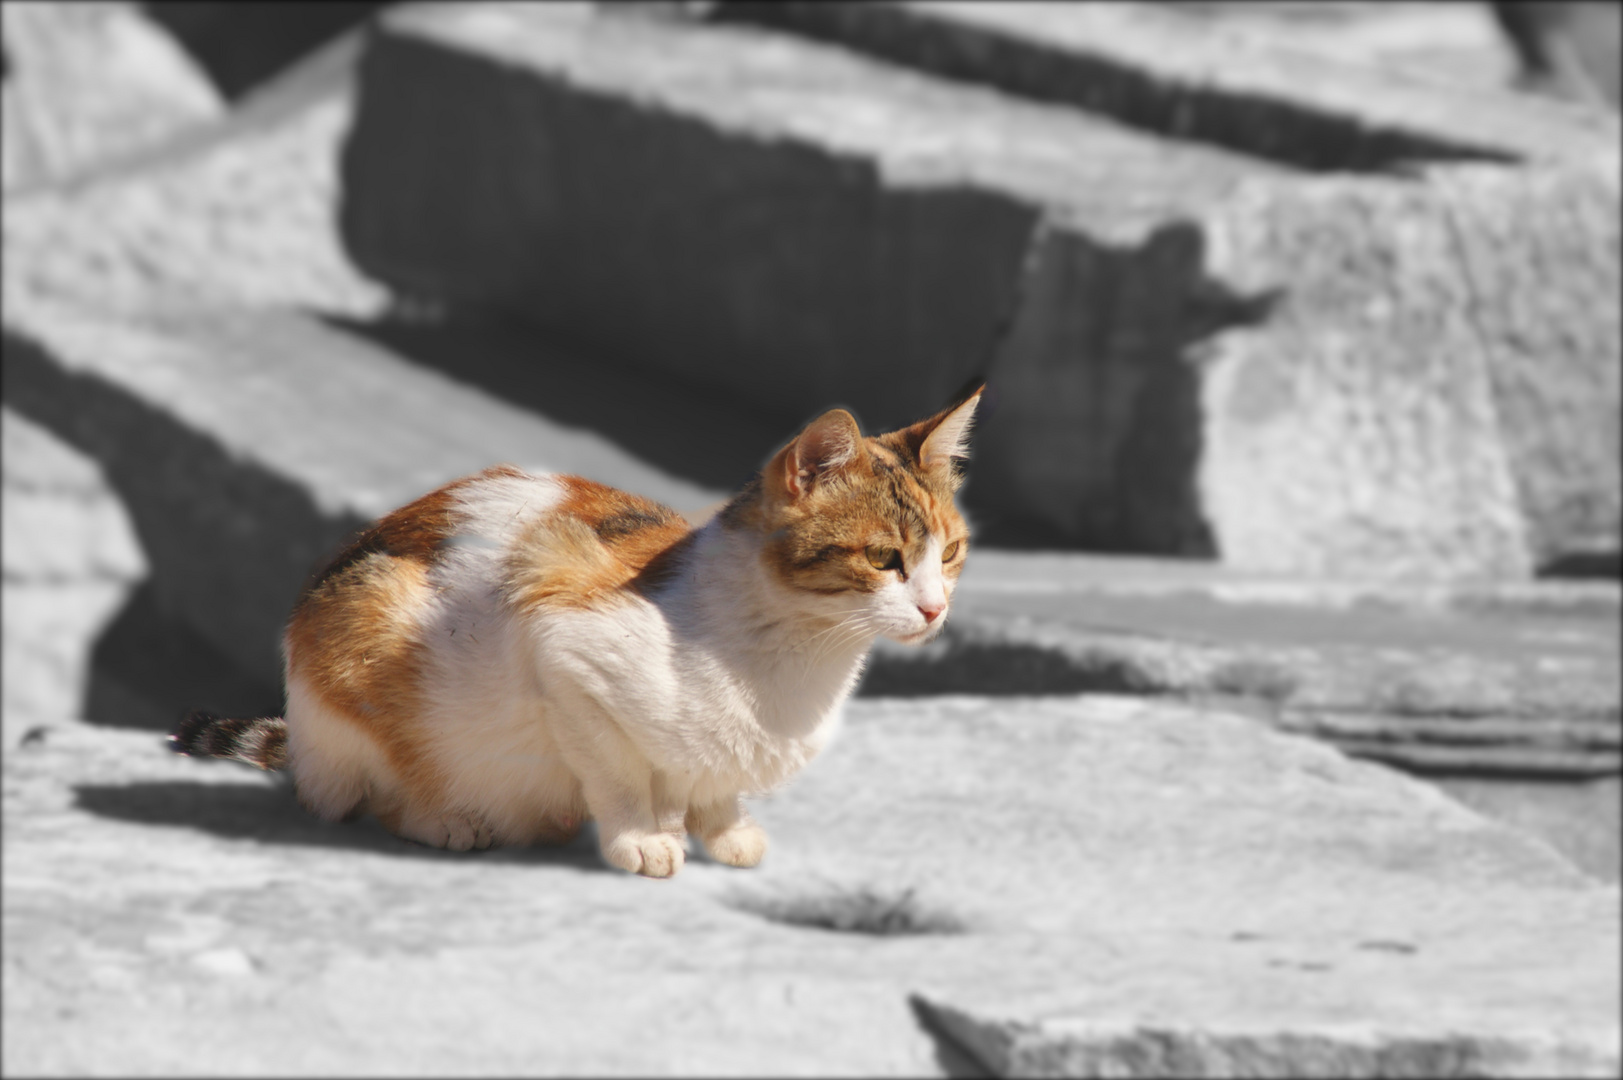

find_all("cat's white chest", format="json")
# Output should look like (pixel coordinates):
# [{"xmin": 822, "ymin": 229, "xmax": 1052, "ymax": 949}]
[{"xmin": 532, "ymin": 593, "xmax": 862, "ymax": 795}]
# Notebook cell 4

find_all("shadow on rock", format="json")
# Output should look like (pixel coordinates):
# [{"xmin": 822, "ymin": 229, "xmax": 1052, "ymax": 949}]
[
  {"xmin": 72, "ymin": 780, "xmax": 610, "ymax": 871},
  {"xmin": 86, "ymin": 583, "xmax": 284, "ymax": 732}
]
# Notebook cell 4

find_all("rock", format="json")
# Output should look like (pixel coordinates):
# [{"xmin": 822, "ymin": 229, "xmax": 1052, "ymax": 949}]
[
  {"xmin": 3, "ymin": 697, "xmax": 1615, "ymax": 1075},
  {"xmin": 2, "ymin": 1, "xmax": 221, "ymax": 190},
  {"xmin": 1, "ymin": 407, "xmax": 147, "ymax": 745},
  {"xmin": 138, "ymin": 1, "xmax": 387, "ymax": 100},
  {"xmin": 716, "ymin": 1, "xmax": 1619, "ymax": 170},
  {"xmin": 336, "ymin": 3, "xmax": 1619, "ymax": 576},
  {"xmin": 3, "ymin": 22, "xmax": 389, "ymax": 320},
  {"xmin": 867, "ymin": 549, "xmax": 1620, "ymax": 775}
]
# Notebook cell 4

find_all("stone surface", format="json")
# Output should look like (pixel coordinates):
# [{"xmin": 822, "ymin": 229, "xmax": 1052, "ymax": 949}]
[
  {"xmin": 718, "ymin": 1, "xmax": 1620, "ymax": 171},
  {"xmin": 5, "ymin": 697, "xmax": 1616, "ymax": 1076},
  {"xmin": 3, "ymin": 17, "xmax": 388, "ymax": 321},
  {"xmin": 341, "ymin": 3, "xmax": 1285, "ymax": 436},
  {"xmin": 140, "ymin": 1, "xmax": 388, "ymax": 100},
  {"xmin": 870, "ymin": 550, "xmax": 1621, "ymax": 774},
  {"xmin": 337, "ymin": 2, "xmax": 1619, "ymax": 576},
  {"xmin": 1, "ymin": 1, "xmax": 222, "ymax": 191},
  {"xmin": 1, "ymin": 408, "xmax": 148, "ymax": 745}
]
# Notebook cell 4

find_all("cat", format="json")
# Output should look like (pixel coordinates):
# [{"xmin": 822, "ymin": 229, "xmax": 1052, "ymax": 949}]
[{"xmin": 172, "ymin": 388, "xmax": 981, "ymax": 877}]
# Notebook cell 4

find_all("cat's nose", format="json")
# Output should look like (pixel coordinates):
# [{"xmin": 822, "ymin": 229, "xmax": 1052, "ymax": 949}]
[{"xmin": 918, "ymin": 602, "xmax": 945, "ymax": 624}]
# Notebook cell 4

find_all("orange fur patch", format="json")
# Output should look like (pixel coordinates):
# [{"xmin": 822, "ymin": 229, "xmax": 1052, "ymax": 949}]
[
  {"xmin": 743, "ymin": 431, "xmax": 969, "ymax": 597},
  {"xmin": 506, "ymin": 476, "xmax": 694, "ymax": 613},
  {"xmin": 285, "ymin": 467, "xmax": 522, "ymax": 804}
]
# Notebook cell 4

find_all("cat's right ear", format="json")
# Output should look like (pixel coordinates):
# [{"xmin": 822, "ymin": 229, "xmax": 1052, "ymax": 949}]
[{"xmin": 772, "ymin": 408, "xmax": 865, "ymax": 501}]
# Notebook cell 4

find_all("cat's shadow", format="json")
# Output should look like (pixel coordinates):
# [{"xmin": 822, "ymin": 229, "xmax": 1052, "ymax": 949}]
[{"xmin": 71, "ymin": 779, "xmax": 611, "ymax": 871}]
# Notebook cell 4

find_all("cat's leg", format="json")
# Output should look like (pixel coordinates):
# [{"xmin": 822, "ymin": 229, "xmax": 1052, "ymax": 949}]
[
  {"xmin": 687, "ymin": 794, "xmax": 768, "ymax": 868},
  {"xmin": 550, "ymin": 700, "xmax": 685, "ymax": 877},
  {"xmin": 372, "ymin": 791, "xmax": 495, "ymax": 852},
  {"xmin": 651, "ymin": 768, "xmax": 695, "ymax": 847}
]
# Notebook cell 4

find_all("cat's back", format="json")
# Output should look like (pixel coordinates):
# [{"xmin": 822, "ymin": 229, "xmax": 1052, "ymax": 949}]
[{"xmin": 286, "ymin": 466, "xmax": 693, "ymax": 671}]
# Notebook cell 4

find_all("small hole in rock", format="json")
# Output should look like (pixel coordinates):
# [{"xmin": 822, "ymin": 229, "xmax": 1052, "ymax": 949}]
[{"xmin": 727, "ymin": 885, "xmax": 966, "ymax": 937}]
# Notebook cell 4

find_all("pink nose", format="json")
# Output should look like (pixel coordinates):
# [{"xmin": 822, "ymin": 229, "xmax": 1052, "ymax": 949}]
[{"xmin": 919, "ymin": 603, "xmax": 945, "ymax": 624}]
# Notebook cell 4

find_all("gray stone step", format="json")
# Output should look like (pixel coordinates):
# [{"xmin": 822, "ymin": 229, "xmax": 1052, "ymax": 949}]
[
  {"xmin": 339, "ymin": 3, "xmax": 1620, "ymax": 576},
  {"xmin": 714, "ymin": 1, "xmax": 1619, "ymax": 170},
  {"xmin": 868, "ymin": 550, "xmax": 1621, "ymax": 778},
  {"xmin": 5, "ymin": 698, "xmax": 1615, "ymax": 1075}
]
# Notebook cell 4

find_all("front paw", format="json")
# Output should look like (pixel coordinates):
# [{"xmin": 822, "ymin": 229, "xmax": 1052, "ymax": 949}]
[
  {"xmin": 603, "ymin": 831, "xmax": 686, "ymax": 878},
  {"xmin": 704, "ymin": 822, "xmax": 767, "ymax": 868}
]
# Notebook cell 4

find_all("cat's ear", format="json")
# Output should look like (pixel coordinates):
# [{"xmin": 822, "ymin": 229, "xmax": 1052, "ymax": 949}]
[
  {"xmin": 777, "ymin": 408, "xmax": 866, "ymax": 500},
  {"xmin": 905, "ymin": 386, "xmax": 983, "ymax": 474}
]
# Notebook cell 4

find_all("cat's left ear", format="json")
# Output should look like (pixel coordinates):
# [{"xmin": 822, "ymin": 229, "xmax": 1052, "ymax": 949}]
[{"xmin": 906, "ymin": 385, "xmax": 983, "ymax": 474}]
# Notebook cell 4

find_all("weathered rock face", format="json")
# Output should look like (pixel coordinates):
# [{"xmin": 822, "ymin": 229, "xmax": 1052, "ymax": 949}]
[
  {"xmin": 1, "ymin": 1, "xmax": 221, "ymax": 191},
  {"xmin": 1, "ymin": 408, "xmax": 148, "ymax": 745},
  {"xmin": 5, "ymin": 698, "xmax": 1616, "ymax": 1076},
  {"xmin": 716, "ymin": 1, "xmax": 1616, "ymax": 170},
  {"xmin": 335, "ymin": 2, "xmax": 1620, "ymax": 576},
  {"xmin": 139, "ymin": 0, "xmax": 388, "ymax": 100}
]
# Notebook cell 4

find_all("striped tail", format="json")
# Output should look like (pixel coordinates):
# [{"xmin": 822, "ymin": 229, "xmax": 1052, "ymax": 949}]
[{"xmin": 169, "ymin": 710, "xmax": 289, "ymax": 771}]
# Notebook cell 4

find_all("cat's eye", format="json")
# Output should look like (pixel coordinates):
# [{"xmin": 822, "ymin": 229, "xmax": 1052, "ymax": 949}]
[
  {"xmin": 942, "ymin": 540, "xmax": 961, "ymax": 563},
  {"xmin": 865, "ymin": 546, "xmax": 902, "ymax": 572}
]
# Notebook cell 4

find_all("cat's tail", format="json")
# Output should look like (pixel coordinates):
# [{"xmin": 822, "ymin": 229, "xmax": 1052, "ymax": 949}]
[{"xmin": 168, "ymin": 710, "xmax": 288, "ymax": 771}]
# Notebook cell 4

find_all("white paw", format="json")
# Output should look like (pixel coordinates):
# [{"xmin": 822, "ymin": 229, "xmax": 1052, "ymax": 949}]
[
  {"xmin": 704, "ymin": 822, "xmax": 767, "ymax": 868},
  {"xmin": 603, "ymin": 831, "xmax": 686, "ymax": 878},
  {"xmin": 399, "ymin": 809, "xmax": 492, "ymax": 851},
  {"xmin": 443, "ymin": 812, "xmax": 494, "ymax": 852}
]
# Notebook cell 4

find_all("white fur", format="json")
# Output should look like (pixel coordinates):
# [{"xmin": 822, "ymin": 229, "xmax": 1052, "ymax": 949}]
[{"xmin": 283, "ymin": 469, "xmax": 957, "ymax": 874}]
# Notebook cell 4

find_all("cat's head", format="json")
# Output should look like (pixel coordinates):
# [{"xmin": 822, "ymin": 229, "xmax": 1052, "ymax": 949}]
[{"xmin": 721, "ymin": 387, "xmax": 982, "ymax": 645}]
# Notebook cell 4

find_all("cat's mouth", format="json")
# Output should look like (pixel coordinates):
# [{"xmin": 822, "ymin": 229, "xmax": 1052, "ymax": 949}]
[{"xmin": 893, "ymin": 623, "xmax": 943, "ymax": 646}]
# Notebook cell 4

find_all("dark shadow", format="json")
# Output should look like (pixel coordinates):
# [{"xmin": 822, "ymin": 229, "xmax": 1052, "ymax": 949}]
[
  {"xmin": 72, "ymin": 779, "xmax": 610, "ymax": 870},
  {"xmin": 141, "ymin": 1, "xmax": 392, "ymax": 100},
  {"xmin": 322, "ymin": 310, "xmax": 798, "ymax": 497},
  {"xmin": 860, "ymin": 638, "xmax": 1164, "ymax": 698},
  {"xmin": 906, "ymin": 995, "xmax": 995, "ymax": 1080},
  {"xmin": 85, "ymin": 583, "xmax": 284, "ymax": 732},
  {"xmin": 1539, "ymin": 549, "xmax": 1621, "ymax": 580}
]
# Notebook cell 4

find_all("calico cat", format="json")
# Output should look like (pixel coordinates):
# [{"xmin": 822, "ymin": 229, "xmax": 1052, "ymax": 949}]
[{"xmin": 172, "ymin": 389, "xmax": 981, "ymax": 877}]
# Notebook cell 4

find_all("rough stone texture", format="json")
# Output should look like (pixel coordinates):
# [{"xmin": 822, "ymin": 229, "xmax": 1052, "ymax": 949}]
[
  {"xmin": 340, "ymin": 3, "xmax": 1286, "ymax": 438},
  {"xmin": 1, "ymin": 408, "xmax": 147, "ymax": 745},
  {"xmin": 717, "ymin": 1, "xmax": 1620, "ymax": 171},
  {"xmin": 1190, "ymin": 162, "xmax": 1619, "ymax": 576},
  {"xmin": 139, "ymin": 1, "xmax": 388, "ymax": 100},
  {"xmin": 871, "ymin": 550, "xmax": 1621, "ymax": 771},
  {"xmin": 2, "ymin": 291, "xmax": 727, "ymax": 693},
  {"xmin": 1, "ymin": 1, "xmax": 222, "ymax": 191},
  {"xmin": 5, "ymin": 698, "xmax": 1616, "ymax": 1076},
  {"xmin": 337, "ymin": 3, "xmax": 1619, "ymax": 576},
  {"xmin": 3, "ymin": 18, "xmax": 387, "ymax": 321}
]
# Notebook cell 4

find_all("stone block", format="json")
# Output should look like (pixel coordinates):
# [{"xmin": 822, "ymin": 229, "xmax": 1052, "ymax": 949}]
[
  {"xmin": 2, "ymin": 1, "xmax": 221, "ymax": 191},
  {"xmin": 2, "ymin": 24, "xmax": 388, "ymax": 321},
  {"xmin": 717, "ymin": 1, "xmax": 1619, "ymax": 171},
  {"xmin": 339, "ymin": 3, "xmax": 1282, "ymax": 434},
  {"xmin": 4, "ymin": 697, "xmax": 1616, "ymax": 1074},
  {"xmin": 338, "ymin": 3, "xmax": 1619, "ymax": 575}
]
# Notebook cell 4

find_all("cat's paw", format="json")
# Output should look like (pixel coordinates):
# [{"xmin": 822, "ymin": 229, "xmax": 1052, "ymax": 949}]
[
  {"xmin": 704, "ymin": 822, "xmax": 768, "ymax": 868},
  {"xmin": 603, "ymin": 831, "xmax": 686, "ymax": 878},
  {"xmin": 394, "ymin": 809, "xmax": 493, "ymax": 852}
]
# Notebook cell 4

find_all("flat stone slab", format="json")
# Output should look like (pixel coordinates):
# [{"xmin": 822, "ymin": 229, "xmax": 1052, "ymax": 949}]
[
  {"xmin": 871, "ymin": 550, "xmax": 1621, "ymax": 776},
  {"xmin": 5, "ymin": 696, "xmax": 1616, "ymax": 1076},
  {"xmin": 718, "ymin": 0, "xmax": 1619, "ymax": 170}
]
